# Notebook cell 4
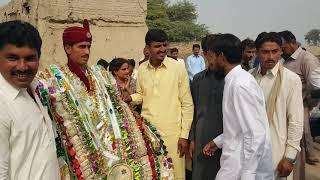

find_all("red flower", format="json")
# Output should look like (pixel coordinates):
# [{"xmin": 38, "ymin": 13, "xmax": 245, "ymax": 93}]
[
  {"xmin": 75, "ymin": 169, "xmax": 82, "ymax": 176},
  {"xmin": 73, "ymin": 159, "xmax": 80, "ymax": 169},
  {"xmin": 67, "ymin": 141, "xmax": 73, "ymax": 148},
  {"xmin": 69, "ymin": 148, "xmax": 76, "ymax": 157}
]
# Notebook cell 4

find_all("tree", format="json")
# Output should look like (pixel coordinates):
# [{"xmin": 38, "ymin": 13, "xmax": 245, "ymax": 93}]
[
  {"xmin": 167, "ymin": 1, "xmax": 197, "ymax": 22},
  {"xmin": 305, "ymin": 29, "xmax": 320, "ymax": 46},
  {"xmin": 146, "ymin": 0, "xmax": 209, "ymax": 42}
]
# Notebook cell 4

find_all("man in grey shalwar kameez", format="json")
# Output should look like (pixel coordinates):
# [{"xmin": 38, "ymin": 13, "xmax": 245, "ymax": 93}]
[{"xmin": 189, "ymin": 34, "xmax": 224, "ymax": 180}]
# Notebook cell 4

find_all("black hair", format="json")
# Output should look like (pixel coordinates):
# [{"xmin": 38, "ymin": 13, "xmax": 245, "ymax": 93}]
[
  {"xmin": 127, "ymin": 59, "xmax": 136, "ymax": 67},
  {"xmin": 170, "ymin": 48, "xmax": 179, "ymax": 53},
  {"xmin": 278, "ymin": 30, "xmax": 296, "ymax": 43},
  {"xmin": 97, "ymin": 58, "xmax": 109, "ymax": 70},
  {"xmin": 145, "ymin": 29, "xmax": 168, "ymax": 46},
  {"xmin": 201, "ymin": 34, "xmax": 221, "ymax": 53},
  {"xmin": 192, "ymin": 44, "xmax": 201, "ymax": 50},
  {"xmin": 0, "ymin": 20, "xmax": 42, "ymax": 56},
  {"xmin": 207, "ymin": 33, "xmax": 242, "ymax": 64},
  {"xmin": 109, "ymin": 58, "xmax": 129, "ymax": 75},
  {"xmin": 241, "ymin": 38, "xmax": 255, "ymax": 52},
  {"xmin": 255, "ymin": 32, "xmax": 282, "ymax": 49}
]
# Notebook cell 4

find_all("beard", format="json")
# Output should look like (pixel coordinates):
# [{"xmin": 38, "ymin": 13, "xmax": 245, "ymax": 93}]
[
  {"xmin": 214, "ymin": 70, "xmax": 225, "ymax": 80},
  {"xmin": 281, "ymin": 53, "xmax": 291, "ymax": 60}
]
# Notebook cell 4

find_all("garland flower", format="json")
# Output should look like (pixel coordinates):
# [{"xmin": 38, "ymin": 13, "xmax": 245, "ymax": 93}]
[{"xmin": 36, "ymin": 64, "xmax": 174, "ymax": 180}]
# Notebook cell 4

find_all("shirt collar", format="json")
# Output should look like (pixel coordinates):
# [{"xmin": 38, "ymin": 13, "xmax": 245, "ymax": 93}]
[
  {"xmin": 147, "ymin": 56, "xmax": 169, "ymax": 69},
  {"xmin": 0, "ymin": 73, "xmax": 21, "ymax": 100},
  {"xmin": 225, "ymin": 65, "xmax": 242, "ymax": 82},
  {"xmin": 256, "ymin": 61, "xmax": 281, "ymax": 77},
  {"xmin": 0, "ymin": 73, "xmax": 39, "ymax": 100},
  {"xmin": 290, "ymin": 46, "xmax": 303, "ymax": 60}
]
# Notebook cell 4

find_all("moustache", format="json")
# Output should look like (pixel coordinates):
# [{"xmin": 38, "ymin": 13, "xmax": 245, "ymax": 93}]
[{"xmin": 11, "ymin": 70, "xmax": 34, "ymax": 77}]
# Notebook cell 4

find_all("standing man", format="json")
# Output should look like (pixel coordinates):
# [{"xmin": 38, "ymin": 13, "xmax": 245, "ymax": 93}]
[
  {"xmin": 186, "ymin": 44, "xmax": 206, "ymax": 81},
  {"xmin": 202, "ymin": 33, "xmax": 273, "ymax": 180},
  {"xmin": 169, "ymin": 48, "xmax": 185, "ymax": 64},
  {"xmin": 127, "ymin": 29, "xmax": 194, "ymax": 179},
  {"xmin": 251, "ymin": 32, "xmax": 304, "ymax": 180},
  {"xmin": 279, "ymin": 30, "xmax": 320, "ymax": 180},
  {"xmin": 139, "ymin": 46, "xmax": 150, "ymax": 65},
  {"xmin": 0, "ymin": 20, "xmax": 60, "ymax": 179},
  {"xmin": 241, "ymin": 38, "xmax": 256, "ymax": 71},
  {"xmin": 188, "ymin": 34, "xmax": 224, "ymax": 179}
]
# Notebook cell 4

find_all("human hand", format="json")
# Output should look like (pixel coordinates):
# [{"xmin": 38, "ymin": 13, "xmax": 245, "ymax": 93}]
[
  {"xmin": 178, "ymin": 138, "xmax": 189, "ymax": 157},
  {"xmin": 123, "ymin": 94, "xmax": 132, "ymax": 103},
  {"xmin": 124, "ymin": 76, "xmax": 131, "ymax": 91},
  {"xmin": 277, "ymin": 158, "xmax": 294, "ymax": 177},
  {"xmin": 189, "ymin": 141, "xmax": 195, "ymax": 159},
  {"xmin": 203, "ymin": 141, "xmax": 218, "ymax": 156}
]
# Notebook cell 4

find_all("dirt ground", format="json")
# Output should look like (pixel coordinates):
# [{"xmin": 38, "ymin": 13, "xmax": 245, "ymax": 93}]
[{"xmin": 306, "ymin": 143, "xmax": 320, "ymax": 180}]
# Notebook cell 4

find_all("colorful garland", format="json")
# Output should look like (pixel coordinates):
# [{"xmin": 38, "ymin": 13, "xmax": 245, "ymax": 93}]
[{"xmin": 36, "ymin": 64, "xmax": 174, "ymax": 179}]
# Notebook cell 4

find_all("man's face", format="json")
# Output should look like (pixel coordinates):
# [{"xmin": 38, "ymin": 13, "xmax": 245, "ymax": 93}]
[
  {"xmin": 242, "ymin": 47, "xmax": 256, "ymax": 62},
  {"xmin": 258, "ymin": 42, "xmax": 282, "ymax": 71},
  {"xmin": 147, "ymin": 41, "xmax": 168, "ymax": 62},
  {"xmin": 281, "ymin": 38, "xmax": 295, "ymax": 59},
  {"xmin": 0, "ymin": 44, "xmax": 39, "ymax": 88},
  {"xmin": 65, "ymin": 41, "xmax": 91, "ymax": 66},
  {"xmin": 206, "ymin": 50, "xmax": 225, "ymax": 75},
  {"xmin": 203, "ymin": 51, "xmax": 216, "ymax": 71},
  {"xmin": 171, "ymin": 51, "xmax": 179, "ymax": 60},
  {"xmin": 193, "ymin": 47, "xmax": 200, "ymax": 56}
]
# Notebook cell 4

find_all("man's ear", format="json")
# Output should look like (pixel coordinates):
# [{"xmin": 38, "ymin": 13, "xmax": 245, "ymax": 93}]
[
  {"xmin": 64, "ymin": 44, "xmax": 72, "ymax": 55},
  {"xmin": 219, "ymin": 52, "xmax": 226, "ymax": 64}
]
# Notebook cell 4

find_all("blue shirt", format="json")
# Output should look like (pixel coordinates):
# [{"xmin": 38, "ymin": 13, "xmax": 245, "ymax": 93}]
[{"xmin": 186, "ymin": 54, "xmax": 206, "ymax": 80}]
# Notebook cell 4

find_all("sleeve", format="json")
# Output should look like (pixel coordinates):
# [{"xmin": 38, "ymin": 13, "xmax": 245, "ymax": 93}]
[
  {"xmin": 302, "ymin": 55, "xmax": 319, "ymax": 90},
  {"xmin": 233, "ymin": 85, "xmax": 269, "ymax": 178},
  {"xmin": 130, "ymin": 66, "xmax": 143, "ymax": 105},
  {"xmin": 186, "ymin": 57, "xmax": 194, "ymax": 80},
  {"xmin": 201, "ymin": 57, "xmax": 206, "ymax": 71},
  {"xmin": 188, "ymin": 76, "xmax": 199, "ymax": 141},
  {"xmin": 178, "ymin": 65, "xmax": 194, "ymax": 139},
  {"xmin": 0, "ymin": 106, "xmax": 11, "ymax": 179},
  {"xmin": 310, "ymin": 66, "xmax": 320, "ymax": 89},
  {"xmin": 285, "ymin": 78, "xmax": 304, "ymax": 159},
  {"xmin": 213, "ymin": 134, "xmax": 224, "ymax": 149}
]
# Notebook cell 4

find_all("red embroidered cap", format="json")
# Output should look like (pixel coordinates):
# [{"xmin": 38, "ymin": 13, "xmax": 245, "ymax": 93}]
[{"xmin": 63, "ymin": 19, "xmax": 92, "ymax": 45}]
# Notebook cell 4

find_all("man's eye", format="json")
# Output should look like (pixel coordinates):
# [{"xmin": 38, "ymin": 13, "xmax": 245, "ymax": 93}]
[{"xmin": 6, "ymin": 56, "xmax": 19, "ymax": 61}]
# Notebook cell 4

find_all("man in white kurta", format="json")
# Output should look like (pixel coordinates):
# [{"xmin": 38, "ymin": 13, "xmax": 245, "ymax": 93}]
[
  {"xmin": 251, "ymin": 32, "xmax": 303, "ymax": 180},
  {"xmin": 203, "ymin": 33, "xmax": 273, "ymax": 180},
  {"xmin": 0, "ymin": 20, "xmax": 60, "ymax": 180}
]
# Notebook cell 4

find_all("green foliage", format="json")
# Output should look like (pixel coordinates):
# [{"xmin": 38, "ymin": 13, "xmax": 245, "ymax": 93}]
[
  {"xmin": 146, "ymin": 0, "xmax": 209, "ymax": 42},
  {"xmin": 146, "ymin": 0, "xmax": 169, "ymax": 20},
  {"xmin": 167, "ymin": 1, "xmax": 197, "ymax": 22},
  {"xmin": 305, "ymin": 29, "xmax": 320, "ymax": 46}
]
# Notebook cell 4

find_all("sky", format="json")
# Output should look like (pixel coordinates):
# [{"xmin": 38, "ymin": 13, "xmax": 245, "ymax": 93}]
[
  {"xmin": 1, "ymin": 0, "xmax": 320, "ymax": 44},
  {"xmin": 169, "ymin": 0, "xmax": 320, "ymax": 44}
]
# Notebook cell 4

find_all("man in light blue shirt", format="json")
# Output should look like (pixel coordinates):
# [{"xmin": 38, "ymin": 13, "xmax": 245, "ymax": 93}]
[{"xmin": 186, "ymin": 44, "xmax": 206, "ymax": 81}]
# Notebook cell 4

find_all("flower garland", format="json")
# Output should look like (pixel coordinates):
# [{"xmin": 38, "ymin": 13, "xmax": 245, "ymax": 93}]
[
  {"xmin": 36, "ymin": 64, "xmax": 174, "ymax": 180},
  {"xmin": 104, "ymin": 84, "xmax": 142, "ymax": 179}
]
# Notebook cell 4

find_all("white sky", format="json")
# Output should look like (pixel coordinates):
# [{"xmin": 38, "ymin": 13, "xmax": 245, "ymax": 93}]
[
  {"xmin": 170, "ymin": 0, "xmax": 320, "ymax": 44},
  {"xmin": 1, "ymin": 0, "xmax": 320, "ymax": 44}
]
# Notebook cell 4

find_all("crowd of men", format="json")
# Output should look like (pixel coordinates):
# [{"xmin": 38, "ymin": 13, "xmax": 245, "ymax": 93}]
[{"xmin": 0, "ymin": 19, "xmax": 319, "ymax": 180}]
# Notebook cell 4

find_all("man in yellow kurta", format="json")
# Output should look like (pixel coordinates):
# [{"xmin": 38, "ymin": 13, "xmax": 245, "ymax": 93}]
[{"xmin": 126, "ymin": 29, "xmax": 194, "ymax": 179}]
